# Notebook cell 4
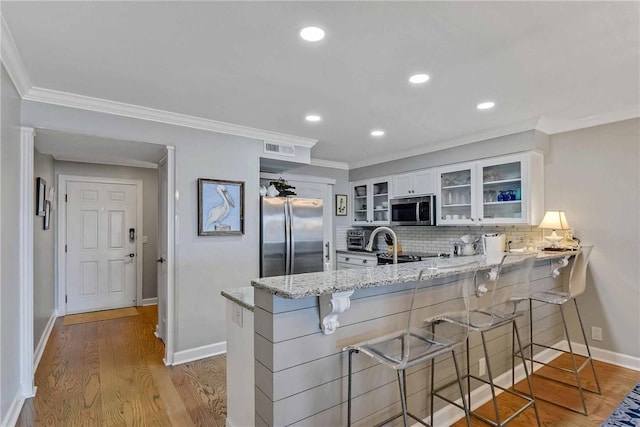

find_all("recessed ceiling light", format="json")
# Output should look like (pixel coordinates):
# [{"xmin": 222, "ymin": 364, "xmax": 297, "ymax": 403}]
[
  {"xmin": 305, "ymin": 114, "xmax": 322, "ymax": 122},
  {"xmin": 370, "ymin": 130, "xmax": 385, "ymax": 137},
  {"xmin": 477, "ymin": 101, "xmax": 496, "ymax": 110},
  {"xmin": 409, "ymin": 73, "xmax": 430, "ymax": 84},
  {"xmin": 300, "ymin": 26, "xmax": 325, "ymax": 42}
]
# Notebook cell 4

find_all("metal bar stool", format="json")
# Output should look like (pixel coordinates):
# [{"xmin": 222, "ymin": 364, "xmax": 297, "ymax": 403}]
[
  {"xmin": 515, "ymin": 245, "xmax": 601, "ymax": 415},
  {"xmin": 433, "ymin": 253, "xmax": 541, "ymax": 427},
  {"xmin": 344, "ymin": 261, "xmax": 479, "ymax": 427}
]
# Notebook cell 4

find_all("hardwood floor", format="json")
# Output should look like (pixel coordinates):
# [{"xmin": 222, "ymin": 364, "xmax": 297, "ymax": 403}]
[
  {"xmin": 16, "ymin": 306, "xmax": 226, "ymax": 427},
  {"xmin": 18, "ymin": 306, "xmax": 639, "ymax": 426},
  {"xmin": 451, "ymin": 353, "xmax": 640, "ymax": 426}
]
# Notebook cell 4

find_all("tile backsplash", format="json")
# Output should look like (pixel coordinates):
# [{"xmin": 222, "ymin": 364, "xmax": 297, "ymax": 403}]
[{"xmin": 337, "ymin": 225, "xmax": 543, "ymax": 255}]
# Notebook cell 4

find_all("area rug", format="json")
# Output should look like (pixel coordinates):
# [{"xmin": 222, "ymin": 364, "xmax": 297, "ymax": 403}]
[
  {"xmin": 601, "ymin": 382, "xmax": 640, "ymax": 426},
  {"xmin": 63, "ymin": 307, "xmax": 139, "ymax": 326}
]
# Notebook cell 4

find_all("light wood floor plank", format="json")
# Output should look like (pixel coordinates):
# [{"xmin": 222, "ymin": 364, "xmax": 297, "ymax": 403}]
[{"xmin": 17, "ymin": 305, "xmax": 639, "ymax": 427}]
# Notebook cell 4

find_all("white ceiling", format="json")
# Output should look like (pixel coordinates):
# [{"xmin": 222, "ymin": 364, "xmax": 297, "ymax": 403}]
[
  {"xmin": 35, "ymin": 129, "xmax": 166, "ymax": 169},
  {"xmin": 4, "ymin": 2, "xmax": 639, "ymax": 168}
]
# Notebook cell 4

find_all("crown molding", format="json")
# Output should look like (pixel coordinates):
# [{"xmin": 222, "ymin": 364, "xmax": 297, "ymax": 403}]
[
  {"xmin": 309, "ymin": 158, "xmax": 349, "ymax": 170},
  {"xmin": 1, "ymin": 14, "xmax": 31, "ymax": 97},
  {"xmin": 52, "ymin": 154, "xmax": 158, "ymax": 169},
  {"xmin": 24, "ymin": 87, "xmax": 317, "ymax": 148},
  {"xmin": 537, "ymin": 105, "xmax": 640, "ymax": 135},
  {"xmin": 348, "ymin": 118, "xmax": 540, "ymax": 170}
]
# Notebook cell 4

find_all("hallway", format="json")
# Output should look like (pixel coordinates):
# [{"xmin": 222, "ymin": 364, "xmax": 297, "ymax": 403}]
[{"xmin": 17, "ymin": 306, "xmax": 226, "ymax": 427}]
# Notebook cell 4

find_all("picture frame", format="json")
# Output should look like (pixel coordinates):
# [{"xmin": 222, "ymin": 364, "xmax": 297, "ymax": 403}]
[
  {"xmin": 36, "ymin": 177, "xmax": 47, "ymax": 216},
  {"xmin": 198, "ymin": 178, "xmax": 244, "ymax": 236},
  {"xmin": 335, "ymin": 194, "xmax": 348, "ymax": 216},
  {"xmin": 43, "ymin": 200, "xmax": 51, "ymax": 230}
]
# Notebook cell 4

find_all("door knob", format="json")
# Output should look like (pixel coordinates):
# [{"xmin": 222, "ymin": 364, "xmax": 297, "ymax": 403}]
[{"xmin": 156, "ymin": 257, "xmax": 165, "ymax": 263}]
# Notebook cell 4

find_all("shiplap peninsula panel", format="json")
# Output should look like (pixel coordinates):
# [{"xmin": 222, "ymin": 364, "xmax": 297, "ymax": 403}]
[{"xmin": 254, "ymin": 260, "xmax": 567, "ymax": 426}]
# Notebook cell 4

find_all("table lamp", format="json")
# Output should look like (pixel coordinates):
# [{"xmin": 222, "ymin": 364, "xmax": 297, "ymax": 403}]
[{"xmin": 538, "ymin": 210, "xmax": 570, "ymax": 248}]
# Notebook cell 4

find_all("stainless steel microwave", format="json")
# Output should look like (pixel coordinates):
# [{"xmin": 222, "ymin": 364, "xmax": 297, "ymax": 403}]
[{"xmin": 390, "ymin": 195, "xmax": 436, "ymax": 226}]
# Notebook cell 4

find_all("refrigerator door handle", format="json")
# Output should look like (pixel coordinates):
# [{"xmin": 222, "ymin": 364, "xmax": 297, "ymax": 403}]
[
  {"xmin": 288, "ymin": 201, "xmax": 296, "ymax": 275},
  {"xmin": 284, "ymin": 199, "xmax": 292, "ymax": 275}
]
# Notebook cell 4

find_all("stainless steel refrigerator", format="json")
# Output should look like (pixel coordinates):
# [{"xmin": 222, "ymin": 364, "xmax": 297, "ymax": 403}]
[{"xmin": 260, "ymin": 197, "xmax": 324, "ymax": 277}]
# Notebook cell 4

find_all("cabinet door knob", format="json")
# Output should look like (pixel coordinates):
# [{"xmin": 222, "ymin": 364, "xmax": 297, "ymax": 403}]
[
  {"xmin": 345, "ymin": 257, "xmax": 350, "ymax": 261},
  {"xmin": 362, "ymin": 260, "xmax": 367, "ymax": 264},
  {"xmin": 478, "ymin": 218, "xmax": 482, "ymax": 221},
  {"xmin": 470, "ymin": 218, "xmax": 475, "ymax": 221}
]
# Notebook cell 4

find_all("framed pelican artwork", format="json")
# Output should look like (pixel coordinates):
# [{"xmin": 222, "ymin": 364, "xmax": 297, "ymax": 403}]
[{"xmin": 198, "ymin": 178, "xmax": 244, "ymax": 236}]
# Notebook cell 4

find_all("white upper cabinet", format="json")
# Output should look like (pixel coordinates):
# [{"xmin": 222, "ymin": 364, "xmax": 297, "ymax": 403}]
[
  {"xmin": 392, "ymin": 169, "xmax": 435, "ymax": 197},
  {"xmin": 435, "ymin": 162, "xmax": 477, "ymax": 225},
  {"xmin": 436, "ymin": 153, "xmax": 543, "ymax": 226},
  {"xmin": 351, "ymin": 177, "xmax": 391, "ymax": 226}
]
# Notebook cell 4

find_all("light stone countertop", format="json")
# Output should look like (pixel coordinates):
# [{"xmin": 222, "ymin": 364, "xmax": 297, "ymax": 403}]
[
  {"xmin": 251, "ymin": 251, "xmax": 573, "ymax": 299},
  {"xmin": 221, "ymin": 286, "xmax": 255, "ymax": 311}
]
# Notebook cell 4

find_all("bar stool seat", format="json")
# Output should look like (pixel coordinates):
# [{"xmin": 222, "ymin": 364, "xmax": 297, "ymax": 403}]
[{"xmin": 344, "ymin": 262, "xmax": 479, "ymax": 427}]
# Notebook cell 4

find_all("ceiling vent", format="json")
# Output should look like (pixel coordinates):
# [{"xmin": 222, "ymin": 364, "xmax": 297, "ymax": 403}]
[{"xmin": 264, "ymin": 141, "xmax": 295, "ymax": 157}]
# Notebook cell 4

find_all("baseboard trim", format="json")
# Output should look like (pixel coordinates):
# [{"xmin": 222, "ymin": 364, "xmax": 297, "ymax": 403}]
[
  {"xmin": 422, "ymin": 340, "xmax": 564, "ymax": 427},
  {"xmin": 557, "ymin": 341, "xmax": 640, "ymax": 372},
  {"xmin": 142, "ymin": 297, "xmax": 158, "ymax": 306},
  {"xmin": 172, "ymin": 341, "xmax": 226, "ymax": 366},
  {"xmin": 33, "ymin": 310, "xmax": 57, "ymax": 372},
  {"xmin": 1, "ymin": 387, "xmax": 26, "ymax": 427}
]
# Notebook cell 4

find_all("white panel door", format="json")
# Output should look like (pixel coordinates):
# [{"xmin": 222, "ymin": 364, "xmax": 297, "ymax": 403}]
[{"xmin": 66, "ymin": 181, "xmax": 137, "ymax": 313}]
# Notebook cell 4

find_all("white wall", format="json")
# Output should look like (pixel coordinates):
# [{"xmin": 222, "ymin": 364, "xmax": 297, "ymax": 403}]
[
  {"xmin": 1, "ymin": 65, "xmax": 23, "ymax": 423},
  {"xmin": 33, "ymin": 149, "xmax": 55, "ymax": 351},
  {"xmin": 54, "ymin": 161, "xmax": 158, "ymax": 300},
  {"xmin": 545, "ymin": 118, "xmax": 640, "ymax": 358}
]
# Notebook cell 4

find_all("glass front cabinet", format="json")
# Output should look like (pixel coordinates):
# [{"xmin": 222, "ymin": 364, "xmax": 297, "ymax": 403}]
[
  {"xmin": 436, "ymin": 153, "xmax": 543, "ymax": 226},
  {"xmin": 351, "ymin": 178, "xmax": 391, "ymax": 225}
]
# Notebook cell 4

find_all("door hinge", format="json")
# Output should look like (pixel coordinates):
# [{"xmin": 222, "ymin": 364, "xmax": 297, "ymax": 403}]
[
  {"xmin": 65, "ymin": 194, "xmax": 68, "ymax": 202},
  {"xmin": 65, "ymin": 295, "xmax": 68, "ymax": 303},
  {"xmin": 65, "ymin": 244, "xmax": 68, "ymax": 253}
]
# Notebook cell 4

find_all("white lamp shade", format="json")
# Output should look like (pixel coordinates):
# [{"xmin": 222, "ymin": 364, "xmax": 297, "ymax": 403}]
[{"xmin": 538, "ymin": 210, "xmax": 571, "ymax": 230}]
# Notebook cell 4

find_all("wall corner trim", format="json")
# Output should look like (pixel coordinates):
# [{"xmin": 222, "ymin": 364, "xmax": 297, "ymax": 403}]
[
  {"xmin": 33, "ymin": 311, "xmax": 58, "ymax": 373},
  {"xmin": 23, "ymin": 86, "xmax": 318, "ymax": 148},
  {"xmin": 0, "ymin": 389, "xmax": 26, "ymax": 427},
  {"xmin": 309, "ymin": 158, "xmax": 349, "ymax": 170},
  {"xmin": 172, "ymin": 341, "xmax": 227, "ymax": 366},
  {"xmin": 0, "ymin": 15, "xmax": 32, "ymax": 97}
]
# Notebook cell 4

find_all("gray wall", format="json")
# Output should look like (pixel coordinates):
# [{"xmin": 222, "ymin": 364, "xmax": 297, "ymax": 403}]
[
  {"xmin": 545, "ymin": 118, "xmax": 640, "ymax": 358},
  {"xmin": 275, "ymin": 163, "xmax": 351, "ymax": 251},
  {"xmin": 1, "ymin": 65, "xmax": 23, "ymax": 422},
  {"xmin": 54, "ymin": 161, "xmax": 159, "ymax": 300},
  {"xmin": 22, "ymin": 100, "xmax": 263, "ymax": 353},
  {"xmin": 349, "ymin": 130, "xmax": 548, "ymax": 181},
  {"xmin": 33, "ymin": 149, "xmax": 55, "ymax": 351}
]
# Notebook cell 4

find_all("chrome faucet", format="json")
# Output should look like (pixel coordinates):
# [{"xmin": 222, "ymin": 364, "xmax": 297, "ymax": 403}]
[{"xmin": 365, "ymin": 226, "xmax": 398, "ymax": 264}]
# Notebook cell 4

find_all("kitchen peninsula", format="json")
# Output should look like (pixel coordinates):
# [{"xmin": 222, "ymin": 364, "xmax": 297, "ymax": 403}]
[{"xmin": 223, "ymin": 252, "xmax": 572, "ymax": 427}]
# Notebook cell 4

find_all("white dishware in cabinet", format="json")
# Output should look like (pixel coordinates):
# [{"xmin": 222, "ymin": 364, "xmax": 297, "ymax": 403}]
[
  {"xmin": 436, "ymin": 153, "xmax": 543, "ymax": 226},
  {"xmin": 436, "ymin": 162, "xmax": 477, "ymax": 225},
  {"xmin": 350, "ymin": 177, "xmax": 391, "ymax": 225}
]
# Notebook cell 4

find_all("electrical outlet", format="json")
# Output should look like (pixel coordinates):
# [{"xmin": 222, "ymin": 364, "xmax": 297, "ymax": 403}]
[
  {"xmin": 479, "ymin": 357, "xmax": 486, "ymax": 376},
  {"xmin": 592, "ymin": 326, "xmax": 603, "ymax": 341}
]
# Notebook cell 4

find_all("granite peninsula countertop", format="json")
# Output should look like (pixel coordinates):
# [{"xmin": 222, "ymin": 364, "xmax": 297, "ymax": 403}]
[
  {"xmin": 221, "ymin": 286, "xmax": 255, "ymax": 311},
  {"xmin": 251, "ymin": 251, "xmax": 573, "ymax": 299}
]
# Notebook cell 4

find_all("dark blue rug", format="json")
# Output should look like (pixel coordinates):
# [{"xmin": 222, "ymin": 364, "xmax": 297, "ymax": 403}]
[{"xmin": 602, "ymin": 382, "xmax": 640, "ymax": 426}]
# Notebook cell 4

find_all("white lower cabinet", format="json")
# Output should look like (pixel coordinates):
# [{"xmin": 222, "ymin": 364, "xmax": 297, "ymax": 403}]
[{"xmin": 337, "ymin": 252, "xmax": 377, "ymax": 270}]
